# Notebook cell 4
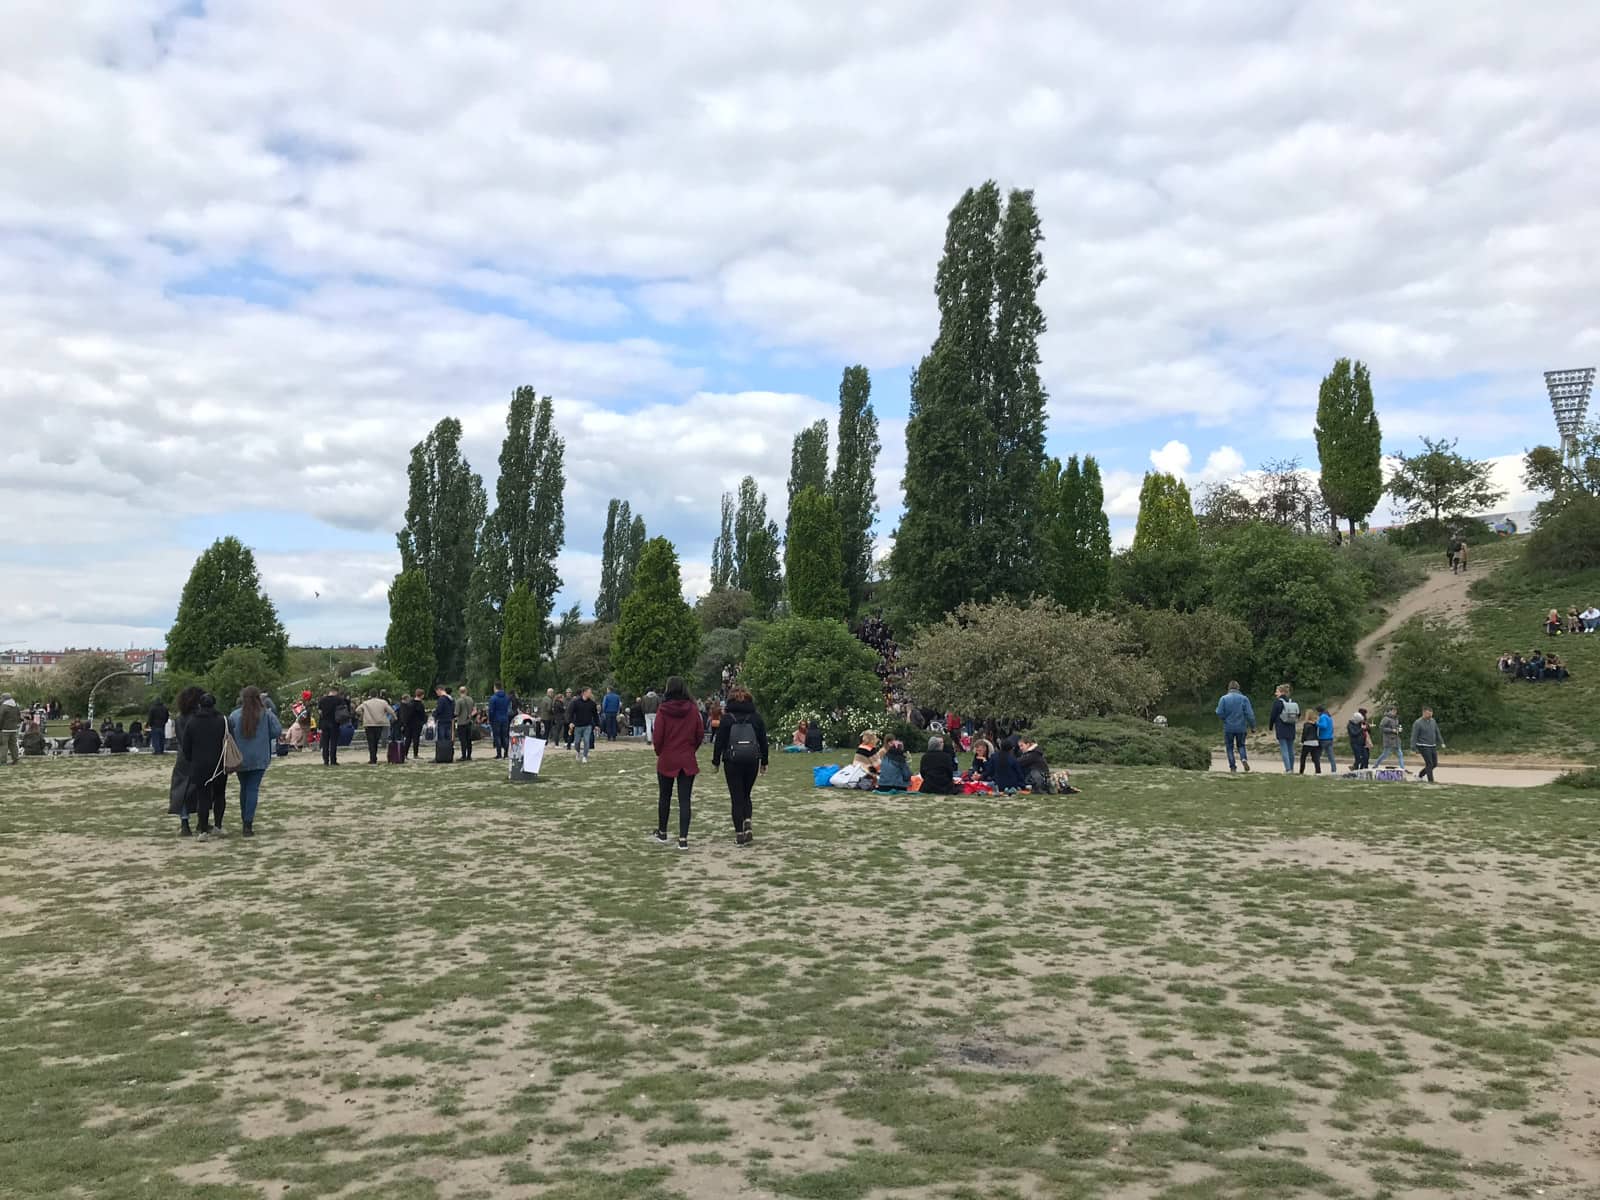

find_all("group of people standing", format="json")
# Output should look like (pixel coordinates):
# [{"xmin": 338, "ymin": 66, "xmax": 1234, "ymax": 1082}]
[{"xmin": 1217, "ymin": 682, "xmax": 1446, "ymax": 783}]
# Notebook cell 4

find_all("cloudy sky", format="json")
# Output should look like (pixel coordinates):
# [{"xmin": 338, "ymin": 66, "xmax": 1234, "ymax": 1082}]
[{"xmin": 4, "ymin": 1, "xmax": 1597, "ymax": 651}]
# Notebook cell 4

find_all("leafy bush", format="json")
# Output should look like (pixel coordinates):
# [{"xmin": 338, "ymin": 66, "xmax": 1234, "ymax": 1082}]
[
  {"xmin": 554, "ymin": 623, "xmax": 614, "ymax": 693},
  {"xmin": 1112, "ymin": 544, "xmax": 1211, "ymax": 612},
  {"xmin": 694, "ymin": 588, "xmax": 755, "ymax": 632},
  {"xmin": 1376, "ymin": 618, "xmax": 1503, "ymax": 735},
  {"xmin": 1207, "ymin": 524, "xmax": 1363, "ymax": 690},
  {"xmin": 1125, "ymin": 607, "xmax": 1252, "ymax": 702},
  {"xmin": 46, "ymin": 653, "xmax": 148, "ymax": 718},
  {"xmin": 1031, "ymin": 716, "xmax": 1211, "ymax": 770},
  {"xmin": 882, "ymin": 718, "xmax": 930, "ymax": 754},
  {"xmin": 1554, "ymin": 766, "xmax": 1600, "ymax": 790},
  {"xmin": 903, "ymin": 599, "xmax": 1163, "ymax": 723},
  {"xmin": 1525, "ymin": 495, "xmax": 1600, "ymax": 574},
  {"xmin": 1384, "ymin": 516, "xmax": 1493, "ymax": 550},
  {"xmin": 694, "ymin": 626, "xmax": 751, "ymax": 695},
  {"xmin": 1343, "ymin": 536, "xmax": 1424, "ymax": 601},
  {"xmin": 204, "ymin": 646, "xmax": 285, "ymax": 712},
  {"xmin": 777, "ymin": 705, "xmax": 886, "ymax": 750},
  {"xmin": 742, "ymin": 619, "xmax": 882, "ymax": 726}
]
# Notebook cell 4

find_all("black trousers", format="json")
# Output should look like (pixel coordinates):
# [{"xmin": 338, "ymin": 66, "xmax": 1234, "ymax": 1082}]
[
  {"xmin": 658, "ymin": 771, "xmax": 694, "ymax": 838},
  {"xmin": 1418, "ymin": 746, "xmax": 1438, "ymax": 782},
  {"xmin": 322, "ymin": 731, "xmax": 338, "ymax": 765},
  {"xmin": 1298, "ymin": 744, "xmax": 1322, "ymax": 774},
  {"xmin": 723, "ymin": 761, "xmax": 759, "ymax": 831},
  {"xmin": 188, "ymin": 776, "xmax": 226, "ymax": 828},
  {"xmin": 405, "ymin": 725, "xmax": 422, "ymax": 759},
  {"xmin": 366, "ymin": 727, "xmax": 382, "ymax": 763},
  {"xmin": 457, "ymin": 724, "xmax": 474, "ymax": 759}
]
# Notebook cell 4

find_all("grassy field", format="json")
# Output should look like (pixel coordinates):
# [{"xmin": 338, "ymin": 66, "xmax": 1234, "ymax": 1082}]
[{"xmin": 3, "ymin": 746, "xmax": 1598, "ymax": 1199}]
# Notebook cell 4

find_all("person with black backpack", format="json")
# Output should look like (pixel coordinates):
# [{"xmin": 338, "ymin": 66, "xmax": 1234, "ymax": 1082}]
[{"xmin": 711, "ymin": 686, "xmax": 768, "ymax": 846}]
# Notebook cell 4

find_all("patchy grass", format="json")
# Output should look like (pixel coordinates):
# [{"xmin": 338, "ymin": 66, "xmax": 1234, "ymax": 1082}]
[{"xmin": 2, "ymin": 746, "xmax": 1598, "ymax": 1198}]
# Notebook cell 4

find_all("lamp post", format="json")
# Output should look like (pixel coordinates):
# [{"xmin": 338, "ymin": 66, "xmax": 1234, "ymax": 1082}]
[{"xmin": 1545, "ymin": 368, "xmax": 1595, "ymax": 471}]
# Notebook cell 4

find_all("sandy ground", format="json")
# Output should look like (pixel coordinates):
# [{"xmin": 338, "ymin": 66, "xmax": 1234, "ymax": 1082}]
[{"xmin": 1207, "ymin": 752, "xmax": 1565, "ymax": 787}]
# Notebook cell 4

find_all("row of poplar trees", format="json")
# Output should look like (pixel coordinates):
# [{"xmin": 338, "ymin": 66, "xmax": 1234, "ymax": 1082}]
[{"xmin": 387, "ymin": 386, "xmax": 567, "ymax": 694}]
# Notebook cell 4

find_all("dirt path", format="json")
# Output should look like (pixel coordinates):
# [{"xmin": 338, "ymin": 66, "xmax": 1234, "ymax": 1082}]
[{"xmin": 1342, "ymin": 563, "xmax": 1475, "ymax": 717}]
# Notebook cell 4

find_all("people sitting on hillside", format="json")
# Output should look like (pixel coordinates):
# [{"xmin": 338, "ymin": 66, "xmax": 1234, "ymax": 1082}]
[
  {"xmin": 104, "ymin": 723, "xmax": 132, "ymax": 753},
  {"xmin": 1583, "ymin": 604, "xmax": 1600, "ymax": 632},
  {"xmin": 1498, "ymin": 652, "xmax": 1516, "ymax": 674},
  {"xmin": 990, "ymin": 737, "xmax": 1026, "ymax": 791},
  {"xmin": 1568, "ymin": 607, "xmax": 1583, "ymax": 635},
  {"xmin": 71, "ymin": 725, "xmax": 102, "ymax": 755},
  {"xmin": 877, "ymin": 741, "xmax": 912, "ymax": 790},
  {"xmin": 1547, "ymin": 608, "xmax": 1563, "ymax": 636},
  {"xmin": 127, "ymin": 720, "xmax": 144, "ymax": 747},
  {"xmin": 1508, "ymin": 652, "xmax": 1525, "ymax": 677},
  {"xmin": 1525, "ymin": 650, "xmax": 1547, "ymax": 681},
  {"xmin": 969, "ymin": 738, "xmax": 994, "ymax": 781},
  {"xmin": 1547, "ymin": 653, "xmax": 1570, "ymax": 682},
  {"xmin": 1016, "ymin": 737, "xmax": 1052, "ymax": 792},
  {"xmin": 917, "ymin": 736, "xmax": 958, "ymax": 795}
]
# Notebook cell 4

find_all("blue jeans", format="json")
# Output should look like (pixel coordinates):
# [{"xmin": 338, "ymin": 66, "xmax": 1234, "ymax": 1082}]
[
  {"xmin": 1276, "ymin": 735, "xmax": 1295, "ymax": 773},
  {"xmin": 492, "ymin": 720, "xmax": 510, "ymax": 757},
  {"xmin": 573, "ymin": 725, "xmax": 592, "ymax": 759},
  {"xmin": 237, "ymin": 769, "xmax": 265, "ymax": 825},
  {"xmin": 1319, "ymin": 739, "xmax": 1337, "ymax": 772},
  {"xmin": 1224, "ymin": 731, "xmax": 1248, "ymax": 770},
  {"xmin": 1373, "ymin": 746, "xmax": 1405, "ymax": 771},
  {"xmin": 150, "ymin": 726, "xmax": 167, "ymax": 754}
]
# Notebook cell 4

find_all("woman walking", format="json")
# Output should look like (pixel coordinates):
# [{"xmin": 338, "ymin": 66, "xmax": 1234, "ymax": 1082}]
[
  {"xmin": 711, "ymin": 686, "xmax": 767, "ymax": 846},
  {"xmin": 651, "ymin": 677, "xmax": 703, "ymax": 850},
  {"xmin": 181, "ymin": 693, "xmax": 229, "ymax": 839},
  {"xmin": 229, "ymin": 686, "xmax": 283, "ymax": 838},
  {"xmin": 166, "ymin": 686, "xmax": 204, "ymax": 837}
]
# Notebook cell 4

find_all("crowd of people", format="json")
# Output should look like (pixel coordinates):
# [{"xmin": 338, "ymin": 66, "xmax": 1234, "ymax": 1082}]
[
  {"xmin": 855, "ymin": 617, "xmax": 907, "ymax": 709},
  {"xmin": 1498, "ymin": 650, "xmax": 1571, "ymax": 682},
  {"xmin": 1216, "ymin": 682, "xmax": 1447, "ymax": 783},
  {"xmin": 1545, "ymin": 606, "xmax": 1599, "ymax": 636}
]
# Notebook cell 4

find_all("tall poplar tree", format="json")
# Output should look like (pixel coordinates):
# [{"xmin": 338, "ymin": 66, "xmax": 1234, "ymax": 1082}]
[
  {"xmin": 830, "ymin": 365, "xmax": 880, "ymax": 616},
  {"xmin": 385, "ymin": 569, "xmax": 437, "ymax": 692},
  {"xmin": 166, "ymin": 536, "xmax": 288, "ymax": 675},
  {"xmin": 1132, "ymin": 472, "xmax": 1200, "ymax": 554},
  {"xmin": 1314, "ymin": 358, "xmax": 1384, "ymax": 535},
  {"xmin": 787, "ymin": 420, "xmax": 830, "ymax": 544},
  {"xmin": 710, "ymin": 493, "xmax": 736, "ymax": 591},
  {"xmin": 596, "ymin": 499, "xmax": 632, "ymax": 622},
  {"xmin": 890, "ymin": 182, "xmax": 1048, "ymax": 627},
  {"xmin": 1073, "ymin": 456, "xmax": 1113, "ymax": 608},
  {"xmin": 733, "ymin": 476, "xmax": 783, "ymax": 617},
  {"xmin": 499, "ymin": 582, "xmax": 541, "ymax": 695},
  {"xmin": 398, "ymin": 417, "xmax": 484, "ymax": 683},
  {"xmin": 784, "ymin": 488, "xmax": 848, "ymax": 620},
  {"xmin": 621, "ymin": 514, "xmax": 647, "ymax": 606}
]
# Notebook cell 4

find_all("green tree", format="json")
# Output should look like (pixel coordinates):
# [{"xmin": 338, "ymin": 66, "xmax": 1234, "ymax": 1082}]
[
  {"xmin": 694, "ymin": 588, "xmax": 755, "ymax": 632},
  {"xmin": 1132, "ymin": 472, "xmax": 1199, "ymax": 554},
  {"xmin": 205, "ymin": 646, "xmax": 285, "ymax": 712},
  {"xmin": 830, "ymin": 365, "xmax": 881, "ymax": 616},
  {"xmin": 1124, "ymin": 607, "xmax": 1253, "ymax": 703},
  {"xmin": 499, "ymin": 582, "xmax": 542, "ymax": 695},
  {"xmin": 903, "ymin": 599, "xmax": 1161, "ymax": 724},
  {"xmin": 464, "ymin": 512, "xmax": 503, "ymax": 690},
  {"xmin": 611, "ymin": 538, "xmax": 701, "ymax": 695},
  {"xmin": 787, "ymin": 419, "xmax": 830, "ymax": 545},
  {"xmin": 1039, "ymin": 454, "xmax": 1112, "ymax": 611},
  {"xmin": 710, "ymin": 493, "xmax": 736, "ymax": 591},
  {"xmin": 596, "ymin": 499, "xmax": 630, "ymax": 622},
  {"xmin": 784, "ymin": 488, "xmax": 847, "ymax": 620},
  {"xmin": 50, "ymin": 652, "xmax": 145, "ymax": 719},
  {"xmin": 620, "ymin": 514, "xmax": 647, "ymax": 609},
  {"xmin": 1377, "ymin": 618, "xmax": 1503, "ymax": 735},
  {"xmin": 1314, "ymin": 357, "xmax": 1384, "ymax": 534},
  {"xmin": 554, "ymin": 622, "xmax": 614, "ymax": 693},
  {"xmin": 385, "ymin": 569, "xmax": 437, "ymax": 692},
  {"xmin": 166, "ymin": 536, "xmax": 289, "ymax": 676},
  {"xmin": 733, "ymin": 476, "xmax": 783, "ymax": 618},
  {"xmin": 740, "ymin": 619, "xmax": 882, "ymax": 722},
  {"xmin": 399, "ymin": 417, "xmax": 486, "ymax": 682},
  {"xmin": 693, "ymin": 623, "xmax": 766, "ymax": 695},
  {"xmin": 890, "ymin": 182, "xmax": 1049, "ymax": 627},
  {"xmin": 1386, "ymin": 437, "xmax": 1505, "ymax": 523},
  {"xmin": 1525, "ymin": 422, "xmax": 1600, "ymax": 511}
]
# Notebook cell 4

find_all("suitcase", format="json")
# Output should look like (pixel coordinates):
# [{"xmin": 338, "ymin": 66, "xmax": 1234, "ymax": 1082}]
[
  {"xmin": 434, "ymin": 740, "xmax": 454, "ymax": 764},
  {"xmin": 387, "ymin": 739, "xmax": 405, "ymax": 764}
]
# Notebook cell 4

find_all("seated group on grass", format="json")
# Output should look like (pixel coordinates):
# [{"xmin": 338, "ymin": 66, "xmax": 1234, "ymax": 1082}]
[
  {"xmin": 1499, "ymin": 650, "xmax": 1571, "ymax": 682},
  {"xmin": 821, "ymin": 729, "xmax": 1072, "ymax": 795},
  {"xmin": 1547, "ymin": 606, "xmax": 1599, "ymax": 636}
]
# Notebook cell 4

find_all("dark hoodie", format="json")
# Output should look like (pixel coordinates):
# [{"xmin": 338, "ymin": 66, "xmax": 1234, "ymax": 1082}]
[
  {"xmin": 181, "ymin": 698, "xmax": 228, "ymax": 799},
  {"xmin": 712, "ymin": 697, "xmax": 768, "ymax": 768},
  {"xmin": 652, "ymin": 697, "xmax": 704, "ymax": 776}
]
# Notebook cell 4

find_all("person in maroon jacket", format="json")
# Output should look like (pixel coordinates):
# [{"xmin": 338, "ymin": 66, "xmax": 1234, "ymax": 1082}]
[{"xmin": 650, "ymin": 676, "xmax": 704, "ymax": 850}]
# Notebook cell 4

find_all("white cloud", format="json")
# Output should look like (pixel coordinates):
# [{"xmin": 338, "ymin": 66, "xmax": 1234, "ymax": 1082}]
[{"xmin": 1149, "ymin": 440, "xmax": 1192, "ymax": 476}]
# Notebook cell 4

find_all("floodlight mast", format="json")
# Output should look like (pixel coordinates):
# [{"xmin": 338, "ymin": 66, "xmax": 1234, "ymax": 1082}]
[{"xmin": 1545, "ymin": 367, "xmax": 1595, "ymax": 469}]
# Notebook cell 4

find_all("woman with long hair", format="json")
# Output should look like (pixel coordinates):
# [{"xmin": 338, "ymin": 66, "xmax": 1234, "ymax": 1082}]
[
  {"xmin": 650, "ymin": 676, "xmax": 703, "ymax": 850},
  {"xmin": 711, "ymin": 686, "xmax": 767, "ymax": 845},
  {"xmin": 229, "ymin": 686, "xmax": 284, "ymax": 838},
  {"xmin": 167, "ymin": 686, "xmax": 205, "ymax": 836}
]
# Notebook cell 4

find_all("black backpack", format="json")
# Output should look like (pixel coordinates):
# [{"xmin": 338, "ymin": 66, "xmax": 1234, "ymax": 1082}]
[
  {"xmin": 725, "ymin": 716, "xmax": 759, "ymax": 765},
  {"xmin": 334, "ymin": 701, "xmax": 352, "ymax": 726}
]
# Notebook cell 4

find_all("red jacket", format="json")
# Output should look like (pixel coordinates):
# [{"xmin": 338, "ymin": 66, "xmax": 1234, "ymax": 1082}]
[{"xmin": 652, "ymin": 698, "xmax": 704, "ymax": 776}]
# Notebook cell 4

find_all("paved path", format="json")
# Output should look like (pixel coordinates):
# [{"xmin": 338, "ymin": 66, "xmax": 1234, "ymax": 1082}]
[{"xmin": 1207, "ymin": 754, "xmax": 1562, "ymax": 788}]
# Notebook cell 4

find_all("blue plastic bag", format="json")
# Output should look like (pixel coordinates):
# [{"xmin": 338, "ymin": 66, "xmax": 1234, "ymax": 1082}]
[{"xmin": 812, "ymin": 764, "xmax": 840, "ymax": 787}]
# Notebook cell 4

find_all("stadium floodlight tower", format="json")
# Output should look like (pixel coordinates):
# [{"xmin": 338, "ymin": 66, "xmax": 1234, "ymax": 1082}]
[{"xmin": 1545, "ymin": 367, "xmax": 1595, "ymax": 470}]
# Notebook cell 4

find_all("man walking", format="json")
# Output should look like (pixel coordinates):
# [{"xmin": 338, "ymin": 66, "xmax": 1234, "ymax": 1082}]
[
  {"xmin": 455, "ymin": 686, "xmax": 476, "ymax": 761},
  {"xmin": 601, "ymin": 685, "xmax": 622, "ymax": 742},
  {"xmin": 642, "ymin": 687, "xmax": 660, "ymax": 740},
  {"xmin": 568, "ymin": 686, "xmax": 599, "ymax": 764},
  {"xmin": 546, "ymin": 692, "xmax": 566, "ymax": 746},
  {"xmin": 358, "ymin": 692, "xmax": 395, "ymax": 764},
  {"xmin": 1214, "ymin": 680, "xmax": 1256, "ymax": 773},
  {"xmin": 1268, "ymin": 685, "xmax": 1300, "ymax": 774},
  {"xmin": 318, "ymin": 687, "xmax": 345, "ymax": 766},
  {"xmin": 1316, "ymin": 704, "xmax": 1338, "ymax": 773},
  {"xmin": 148, "ymin": 697, "xmax": 170, "ymax": 755},
  {"xmin": 1411, "ymin": 706, "xmax": 1445, "ymax": 783},
  {"xmin": 488, "ymin": 682, "xmax": 511, "ymax": 759},
  {"xmin": 1373, "ymin": 707, "xmax": 1405, "ymax": 773},
  {"xmin": 0, "ymin": 694, "xmax": 21, "ymax": 766}
]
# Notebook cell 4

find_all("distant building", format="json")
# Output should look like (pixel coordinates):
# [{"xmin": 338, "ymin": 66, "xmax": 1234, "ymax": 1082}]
[{"xmin": 0, "ymin": 648, "xmax": 166, "ymax": 674}]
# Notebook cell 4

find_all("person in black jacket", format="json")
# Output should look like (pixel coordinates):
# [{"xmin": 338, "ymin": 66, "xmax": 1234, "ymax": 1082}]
[
  {"xmin": 147, "ymin": 700, "xmax": 170, "ymax": 754},
  {"xmin": 990, "ymin": 737, "xmax": 1025, "ymax": 791},
  {"xmin": 71, "ymin": 725, "xmax": 103, "ymax": 756},
  {"xmin": 432, "ymin": 686, "xmax": 456, "ymax": 760},
  {"xmin": 317, "ymin": 688, "xmax": 343, "ymax": 766},
  {"xmin": 567, "ymin": 688, "xmax": 599, "ymax": 764},
  {"xmin": 711, "ymin": 687, "xmax": 768, "ymax": 845},
  {"xmin": 181, "ymin": 693, "xmax": 229, "ymax": 839},
  {"xmin": 918, "ymin": 735, "xmax": 958, "ymax": 794},
  {"xmin": 105, "ymin": 724, "xmax": 132, "ymax": 753},
  {"xmin": 403, "ymin": 689, "xmax": 427, "ymax": 760},
  {"xmin": 1016, "ymin": 737, "xmax": 1052, "ymax": 792}
]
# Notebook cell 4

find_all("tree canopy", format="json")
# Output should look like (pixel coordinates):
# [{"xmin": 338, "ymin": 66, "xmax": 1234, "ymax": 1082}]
[
  {"xmin": 1039, "ymin": 454, "xmax": 1111, "ymax": 611},
  {"xmin": 399, "ymin": 417, "xmax": 486, "ymax": 683},
  {"xmin": 732, "ymin": 477, "xmax": 783, "ymax": 618},
  {"xmin": 740, "ymin": 618, "xmax": 882, "ymax": 723},
  {"xmin": 1386, "ymin": 437, "xmax": 1505, "ymax": 524},
  {"xmin": 385, "ymin": 569, "xmax": 437, "ymax": 692},
  {"xmin": 784, "ymin": 488, "xmax": 848, "ymax": 620},
  {"xmin": 611, "ymin": 538, "xmax": 701, "ymax": 695},
  {"xmin": 1314, "ymin": 357, "xmax": 1384, "ymax": 534},
  {"xmin": 830, "ymin": 365, "xmax": 880, "ymax": 616},
  {"xmin": 166, "ymin": 536, "xmax": 288, "ymax": 676}
]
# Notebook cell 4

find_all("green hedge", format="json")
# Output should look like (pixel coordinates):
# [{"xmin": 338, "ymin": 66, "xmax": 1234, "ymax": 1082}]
[
  {"xmin": 1554, "ymin": 767, "xmax": 1600, "ymax": 790},
  {"xmin": 1032, "ymin": 716, "xmax": 1211, "ymax": 771}
]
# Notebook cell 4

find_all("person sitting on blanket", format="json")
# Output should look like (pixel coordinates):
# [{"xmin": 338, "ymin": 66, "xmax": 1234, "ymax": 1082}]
[
  {"xmin": 990, "ymin": 736, "xmax": 1026, "ymax": 791},
  {"xmin": 969, "ymin": 738, "xmax": 994, "ymax": 781},
  {"xmin": 1546, "ymin": 653, "xmax": 1570, "ymax": 681},
  {"xmin": 793, "ymin": 720, "xmax": 809, "ymax": 748},
  {"xmin": 918, "ymin": 735, "xmax": 958, "ymax": 795},
  {"xmin": 852, "ymin": 731, "xmax": 882, "ymax": 782},
  {"xmin": 877, "ymin": 740, "xmax": 912, "ymax": 790}
]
